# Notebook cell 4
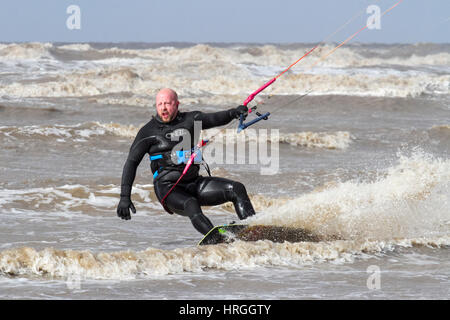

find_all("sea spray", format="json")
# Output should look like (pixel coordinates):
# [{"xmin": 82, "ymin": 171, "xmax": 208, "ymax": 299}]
[{"xmin": 248, "ymin": 150, "xmax": 450, "ymax": 241}]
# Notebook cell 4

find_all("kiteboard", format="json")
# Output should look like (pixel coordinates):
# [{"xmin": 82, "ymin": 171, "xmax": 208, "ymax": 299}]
[{"xmin": 198, "ymin": 224, "xmax": 322, "ymax": 246}]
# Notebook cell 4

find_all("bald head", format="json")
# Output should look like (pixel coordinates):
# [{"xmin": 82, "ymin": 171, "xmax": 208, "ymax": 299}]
[
  {"xmin": 156, "ymin": 88, "xmax": 178, "ymax": 102},
  {"xmin": 155, "ymin": 88, "xmax": 179, "ymax": 123}
]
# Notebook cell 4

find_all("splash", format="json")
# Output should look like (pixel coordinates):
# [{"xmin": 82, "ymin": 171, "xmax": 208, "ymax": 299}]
[{"xmin": 249, "ymin": 150, "xmax": 450, "ymax": 241}]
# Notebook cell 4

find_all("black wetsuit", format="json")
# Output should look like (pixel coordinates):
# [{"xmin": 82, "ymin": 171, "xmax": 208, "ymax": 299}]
[{"xmin": 117, "ymin": 107, "xmax": 255, "ymax": 235}]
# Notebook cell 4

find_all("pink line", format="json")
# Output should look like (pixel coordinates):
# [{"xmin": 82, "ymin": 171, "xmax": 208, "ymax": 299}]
[{"xmin": 243, "ymin": 77, "xmax": 276, "ymax": 111}]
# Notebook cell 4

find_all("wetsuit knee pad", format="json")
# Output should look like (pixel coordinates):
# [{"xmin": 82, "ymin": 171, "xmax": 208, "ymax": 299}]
[
  {"xmin": 228, "ymin": 181, "xmax": 255, "ymax": 220},
  {"xmin": 224, "ymin": 181, "xmax": 247, "ymax": 201}
]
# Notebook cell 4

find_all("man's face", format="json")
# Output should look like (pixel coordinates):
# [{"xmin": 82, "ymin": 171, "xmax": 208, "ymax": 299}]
[{"xmin": 156, "ymin": 90, "xmax": 179, "ymax": 123}]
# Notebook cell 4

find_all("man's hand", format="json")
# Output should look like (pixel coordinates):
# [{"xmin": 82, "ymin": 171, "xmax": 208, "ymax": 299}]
[
  {"xmin": 230, "ymin": 105, "xmax": 248, "ymax": 119},
  {"xmin": 117, "ymin": 196, "xmax": 136, "ymax": 220}
]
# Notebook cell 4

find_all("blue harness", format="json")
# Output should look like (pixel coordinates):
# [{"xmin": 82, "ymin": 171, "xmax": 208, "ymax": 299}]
[{"xmin": 150, "ymin": 150, "xmax": 203, "ymax": 179}]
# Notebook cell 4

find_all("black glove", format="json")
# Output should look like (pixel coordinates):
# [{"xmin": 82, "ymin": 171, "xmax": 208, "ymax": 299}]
[
  {"xmin": 230, "ymin": 105, "xmax": 248, "ymax": 119},
  {"xmin": 117, "ymin": 196, "xmax": 136, "ymax": 220}
]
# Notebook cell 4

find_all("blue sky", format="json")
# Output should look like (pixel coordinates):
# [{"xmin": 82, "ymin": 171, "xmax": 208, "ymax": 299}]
[{"xmin": 0, "ymin": 0, "xmax": 448, "ymax": 43}]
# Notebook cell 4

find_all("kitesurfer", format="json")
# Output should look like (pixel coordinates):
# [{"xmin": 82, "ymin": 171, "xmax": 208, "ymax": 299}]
[{"xmin": 117, "ymin": 88, "xmax": 256, "ymax": 235}]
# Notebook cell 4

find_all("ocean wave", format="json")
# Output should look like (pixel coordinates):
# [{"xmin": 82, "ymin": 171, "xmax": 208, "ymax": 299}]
[
  {"xmin": 2, "ymin": 43, "xmax": 450, "ymax": 67},
  {"xmin": 0, "ymin": 184, "xmax": 156, "ymax": 214},
  {"xmin": 56, "ymin": 43, "xmax": 93, "ymax": 52},
  {"xmin": 0, "ymin": 42, "xmax": 53, "ymax": 60},
  {"xmin": 202, "ymin": 129, "xmax": 353, "ymax": 150},
  {"xmin": 0, "ymin": 67, "xmax": 144, "ymax": 97},
  {"xmin": 0, "ymin": 122, "xmax": 140, "ymax": 142},
  {"xmin": 0, "ymin": 43, "xmax": 449, "ymax": 100},
  {"xmin": 1, "ymin": 235, "xmax": 448, "ymax": 280},
  {"xmin": 0, "ymin": 65, "xmax": 447, "ymax": 99},
  {"xmin": 0, "ymin": 122, "xmax": 352, "ymax": 149}
]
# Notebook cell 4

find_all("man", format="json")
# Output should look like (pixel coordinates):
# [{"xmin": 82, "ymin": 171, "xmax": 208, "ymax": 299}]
[{"xmin": 117, "ymin": 88, "xmax": 256, "ymax": 235}]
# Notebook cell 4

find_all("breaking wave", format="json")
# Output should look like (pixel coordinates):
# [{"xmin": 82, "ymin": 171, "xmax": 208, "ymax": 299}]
[
  {"xmin": 2, "ymin": 42, "xmax": 449, "ymax": 68},
  {"xmin": 202, "ymin": 129, "xmax": 353, "ymax": 150},
  {"xmin": 0, "ymin": 42, "xmax": 53, "ymax": 60},
  {"xmin": 0, "ymin": 122, "xmax": 140, "ymax": 142},
  {"xmin": 1, "ymin": 236, "xmax": 448, "ymax": 280},
  {"xmin": 0, "ymin": 184, "xmax": 156, "ymax": 215},
  {"xmin": 0, "ymin": 122, "xmax": 353, "ymax": 149},
  {"xmin": 0, "ymin": 43, "xmax": 448, "ymax": 101}
]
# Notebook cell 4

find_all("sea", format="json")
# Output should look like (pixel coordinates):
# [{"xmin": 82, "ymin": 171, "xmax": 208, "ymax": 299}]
[{"xmin": 0, "ymin": 42, "xmax": 449, "ymax": 300}]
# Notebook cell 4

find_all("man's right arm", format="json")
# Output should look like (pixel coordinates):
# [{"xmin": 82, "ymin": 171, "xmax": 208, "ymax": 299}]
[{"xmin": 117, "ymin": 129, "xmax": 156, "ymax": 220}]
